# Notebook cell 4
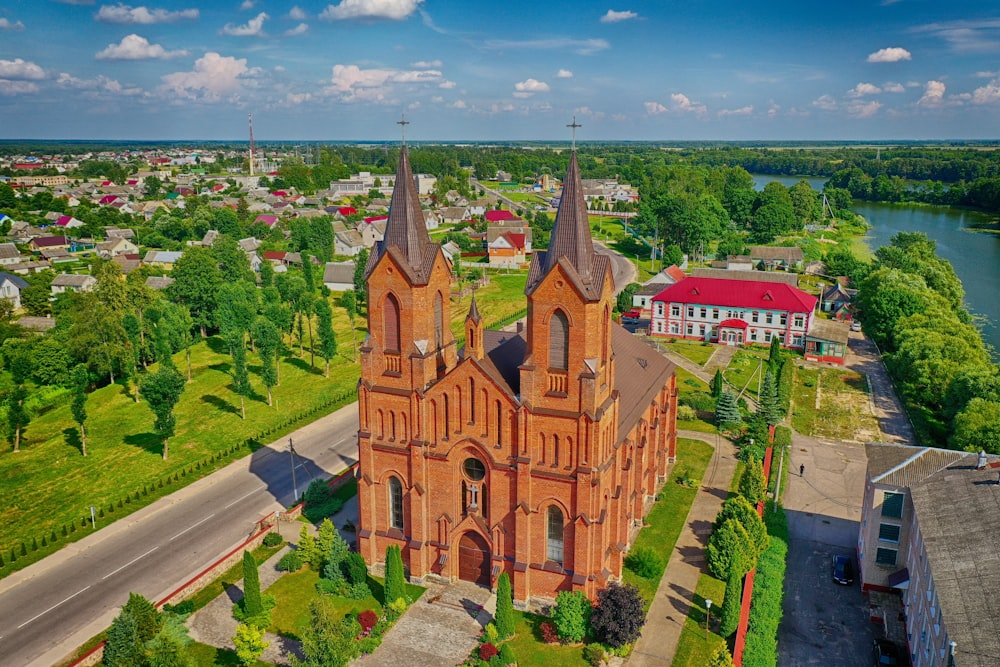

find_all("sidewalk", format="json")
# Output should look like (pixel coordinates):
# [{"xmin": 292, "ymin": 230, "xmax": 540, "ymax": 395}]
[{"xmin": 628, "ymin": 431, "xmax": 740, "ymax": 666}]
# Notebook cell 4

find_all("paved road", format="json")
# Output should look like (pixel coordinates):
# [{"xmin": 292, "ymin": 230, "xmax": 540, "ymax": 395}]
[{"xmin": 0, "ymin": 403, "xmax": 361, "ymax": 667}]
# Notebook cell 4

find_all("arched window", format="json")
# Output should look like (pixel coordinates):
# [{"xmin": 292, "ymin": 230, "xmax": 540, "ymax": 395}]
[
  {"xmin": 430, "ymin": 400, "xmax": 438, "ymax": 442},
  {"xmin": 443, "ymin": 394, "xmax": 451, "ymax": 439},
  {"xmin": 603, "ymin": 304, "xmax": 610, "ymax": 360},
  {"xmin": 390, "ymin": 412, "xmax": 397, "ymax": 440},
  {"xmin": 434, "ymin": 292, "xmax": 444, "ymax": 348},
  {"xmin": 495, "ymin": 400, "xmax": 502, "ymax": 445},
  {"xmin": 552, "ymin": 434, "xmax": 560, "ymax": 467},
  {"xmin": 469, "ymin": 378, "xmax": 476, "ymax": 425},
  {"xmin": 376, "ymin": 410, "xmax": 384, "ymax": 439},
  {"xmin": 546, "ymin": 505, "xmax": 564, "ymax": 564},
  {"xmin": 388, "ymin": 477, "xmax": 403, "ymax": 530},
  {"xmin": 384, "ymin": 294, "xmax": 401, "ymax": 353},
  {"xmin": 549, "ymin": 309, "xmax": 569, "ymax": 370}
]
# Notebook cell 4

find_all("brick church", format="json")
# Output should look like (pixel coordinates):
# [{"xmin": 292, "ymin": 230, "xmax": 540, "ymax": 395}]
[{"xmin": 356, "ymin": 130, "xmax": 678, "ymax": 605}]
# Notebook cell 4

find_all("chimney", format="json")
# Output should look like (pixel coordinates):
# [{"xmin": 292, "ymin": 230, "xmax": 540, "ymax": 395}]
[{"xmin": 977, "ymin": 450, "xmax": 988, "ymax": 470}]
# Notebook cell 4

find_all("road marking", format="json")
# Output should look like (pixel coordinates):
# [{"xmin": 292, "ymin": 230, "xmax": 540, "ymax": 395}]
[
  {"xmin": 17, "ymin": 586, "xmax": 91, "ymax": 629},
  {"xmin": 102, "ymin": 547, "xmax": 158, "ymax": 580},
  {"xmin": 224, "ymin": 484, "xmax": 266, "ymax": 509},
  {"xmin": 170, "ymin": 513, "xmax": 217, "ymax": 541}
]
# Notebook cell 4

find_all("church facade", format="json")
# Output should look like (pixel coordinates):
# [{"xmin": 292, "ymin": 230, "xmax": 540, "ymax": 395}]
[{"xmin": 356, "ymin": 138, "xmax": 678, "ymax": 605}]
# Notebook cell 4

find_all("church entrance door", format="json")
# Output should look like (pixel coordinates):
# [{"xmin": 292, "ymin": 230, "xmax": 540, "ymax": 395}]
[{"xmin": 457, "ymin": 531, "xmax": 491, "ymax": 586}]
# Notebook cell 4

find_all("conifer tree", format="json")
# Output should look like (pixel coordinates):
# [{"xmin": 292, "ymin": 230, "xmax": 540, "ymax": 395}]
[
  {"xmin": 756, "ymin": 368, "xmax": 781, "ymax": 426},
  {"xmin": 384, "ymin": 544, "xmax": 406, "ymax": 606},
  {"xmin": 708, "ymin": 643, "xmax": 735, "ymax": 667},
  {"xmin": 720, "ymin": 565, "xmax": 743, "ymax": 637},
  {"xmin": 495, "ymin": 572, "xmax": 515, "ymax": 639},
  {"xmin": 711, "ymin": 369, "xmax": 724, "ymax": 398},
  {"xmin": 739, "ymin": 459, "xmax": 767, "ymax": 505},
  {"xmin": 715, "ymin": 391, "xmax": 742, "ymax": 429},
  {"xmin": 242, "ymin": 550, "xmax": 263, "ymax": 617}
]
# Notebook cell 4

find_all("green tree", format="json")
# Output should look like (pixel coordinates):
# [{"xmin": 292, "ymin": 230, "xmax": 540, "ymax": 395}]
[
  {"xmin": 383, "ymin": 544, "xmax": 406, "ymax": 606},
  {"xmin": 70, "ymin": 364, "xmax": 89, "ymax": 456},
  {"xmin": 711, "ymin": 369, "xmax": 724, "ymax": 398},
  {"xmin": 951, "ymin": 398, "xmax": 1000, "ymax": 454},
  {"xmin": 253, "ymin": 317, "xmax": 281, "ymax": 406},
  {"xmin": 340, "ymin": 290, "xmax": 358, "ymax": 362},
  {"xmin": 139, "ymin": 366, "xmax": 186, "ymax": 460},
  {"xmin": 68, "ymin": 292, "xmax": 130, "ymax": 385},
  {"xmin": 146, "ymin": 613, "xmax": 196, "ymax": 667},
  {"xmin": 318, "ymin": 518, "xmax": 349, "ymax": 583},
  {"xmin": 2, "ymin": 340, "xmax": 32, "ymax": 453},
  {"xmin": 233, "ymin": 623, "xmax": 269, "ymax": 666},
  {"xmin": 242, "ymin": 550, "xmax": 263, "ymax": 617},
  {"xmin": 552, "ymin": 589, "xmax": 590, "ymax": 643},
  {"xmin": 495, "ymin": 571, "xmax": 515, "ymax": 640},
  {"xmin": 738, "ymin": 459, "xmax": 767, "ymax": 506},
  {"xmin": 122, "ymin": 592, "xmax": 162, "ymax": 643},
  {"xmin": 103, "ymin": 611, "xmax": 144, "ymax": 667},
  {"xmin": 314, "ymin": 298, "xmax": 338, "ymax": 377},
  {"xmin": 706, "ymin": 518, "xmax": 754, "ymax": 580},
  {"xmin": 353, "ymin": 248, "xmax": 369, "ymax": 308},
  {"xmin": 789, "ymin": 179, "xmax": 820, "ymax": 227},
  {"xmin": 167, "ymin": 246, "xmax": 223, "ymax": 337},
  {"xmin": 714, "ymin": 496, "xmax": 769, "ymax": 558},
  {"xmin": 768, "ymin": 336, "xmax": 782, "ymax": 367},
  {"xmin": 715, "ymin": 391, "xmax": 742, "ymax": 430},
  {"xmin": 0, "ymin": 182, "xmax": 17, "ymax": 209},
  {"xmin": 148, "ymin": 302, "xmax": 194, "ymax": 380},
  {"xmin": 616, "ymin": 282, "xmax": 641, "ymax": 313},
  {"xmin": 708, "ymin": 643, "xmax": 735, "ymax": 667},
  {"xmin": 212, "ymin": 235, "xmax": 255, "ymax": 285},
  {"xmin": 294, "ymin": 598, "xmax": 361, "ymax": 667},
  {"xmin": 231, "ymin": 341, "xmax": 251, "ymax": 419},
  {"xmin": 298, "ymin": 524, "xmax": 322, "ymax": 570},
  {"xmin": 719, "ymin": 565, "xmax": 743, "ymax": 637},
  {"xmin": 756, "ymin": 368, "xmax": 782, "ymax": 426}
]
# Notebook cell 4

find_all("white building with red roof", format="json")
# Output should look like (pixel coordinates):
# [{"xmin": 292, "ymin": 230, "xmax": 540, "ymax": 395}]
[{"xmin": 650, "ymin": 276, "xmax": 817, "ymax": 349}]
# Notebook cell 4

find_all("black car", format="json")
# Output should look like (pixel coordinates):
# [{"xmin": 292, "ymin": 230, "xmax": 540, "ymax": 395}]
[
  {"xmin": 873, "ymin": 638, "xmax": 900, "ymax": 666},
  {"xmin": 832, "ymin": 554, "xmax": 854, "ymax": 585}
]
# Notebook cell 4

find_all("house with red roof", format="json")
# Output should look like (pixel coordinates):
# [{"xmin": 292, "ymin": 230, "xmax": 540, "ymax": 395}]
[
  {"xmin": 485, "ymin": 209, "xmax": 519, "ymax": 223},
  {"xmin": 486, "ymin": 221, "xmax": 533, "ymax": 268},
  {"xmin": 99, "ymin": 195, "xmax": 119, "ymax": 205},
  {"xmin": 254, "ymin": 214, "xmax": 278, "ymax": 227},
  {"xmin": 29, "ymin": 235, "xmax": 71, "ymax": 252},
  {"xmin": 650, "ymin": 276, "xmax": 817, "ymax": 349},
  {"xmin": 55, "ymin": 216, "xmax": 84, "ymax": 229}
]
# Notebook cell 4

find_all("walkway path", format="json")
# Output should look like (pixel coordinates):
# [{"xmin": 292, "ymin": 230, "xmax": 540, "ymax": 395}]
[
  {"xmin": 843, "ymin": 333, "xmax": 915, "ymax": 445},
  {"xmin": 652, "ymin": 342, "xmax": 758, "ymax": 410},
  {"xmin": 628, "ymin": 430, "xmax": 740, "ymax": 666},
  {"xmin": 703, "ymin": 344, "xmax": 738, "ymax": 376}
]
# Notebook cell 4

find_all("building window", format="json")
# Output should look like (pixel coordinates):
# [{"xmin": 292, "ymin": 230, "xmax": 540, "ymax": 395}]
[
  {"xmin": 388, "ymin": 477, "xmax": 403, "ymax": 530},
  {"xmin": 549, "ymin": 309, "xmax": 569, "ymax": 370},
  {"xmin": 671, "ymin": 305, "xmax": 680, "ymax": 317},
  {"xmin": 779, "ymin": 314, "xmax": 787, "ymax": 326},
  {"xmin": 546, "ymin": 505, "xmax": 564, "ymax": 564},
  {"xmin": 791, "ymin": 335, "xmax": 803, "ymax": 347},
  {"xmin": 793, "ymin": 315, "xmax": 804, "ymax": 328},
  {"xmin": 765, "ymin": 331, "xmax": 773, "ymax": 342},
  {"xmin": 686, "ymin": 324, "xmax": 693, "ymax": 336},
  {"xmin": 876, "ymin": 547, "xmax": 898, "ymax": 567},
  {"xmin": 383, "ymin": 294, "xmax": 401, "ymax": 352},
  {"xmin": 766, "ymin": 313, "xmax": 773, "ymax": 325},
  {"xmin": 752, "ymin": 311, "xmax": 759, "ymax": 323},
  {"xmin": 712, "ymin": 308, "xmax": 719, "ymax": 320},
  {"xmin": 434, "ymin": 292, "xmax": 444, "ymax": 348},
  {"xmin": 879, "ymin": 523, "xmax": 901, "ymax": 543},
  {"xmin": 882, "ymin": 492, "xmax": 904, "ymax": 518},
  {"xmin": 670, "ymin": 323, "xmax": 679, "ymax": 334},
  {"xmin": 699, "ymin": 307, "xmax": 707, "ymax": 319},
  {"xmin": 687, "ymin": 307, "xmax": 694, "ymax": 318},
  {"xmin": 463, "ymin": 457, "xmax": 486, "ymax": 481}
]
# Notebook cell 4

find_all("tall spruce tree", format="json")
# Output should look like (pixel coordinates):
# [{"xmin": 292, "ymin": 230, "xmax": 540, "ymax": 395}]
[
  {"xmin": 383, "ymin": 544, "xmax": 406, "ymax": 606},
  {"xmin": 719, "ymin": 565, "xmax": 743, "ymax": 637},
  {"xmin": 314, "ymin": 299, "xmax": 338, "ymax": 377},
  {"xmin": 242, "ymin": 550, "xmax": 263, "ymax": 617},
  {"xmin": 715, "ymin": 391, "xmax": 742, "ymax": 429},
  {"xmin": 756, "ymin": 368, "xmax": 782, "ymax": 426},
  {"xmin": 711, "ymin": 369, "xmax": 724, "ymax": 398},
  {"xmin": 495, "ymin": 572, "xmax": 515, "ymax": 639}
]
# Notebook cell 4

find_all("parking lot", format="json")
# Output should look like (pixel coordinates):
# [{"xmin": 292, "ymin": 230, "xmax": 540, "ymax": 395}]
[{"xmin": 779, "ymin": 434, "xmax": 879, "ymax": 666}]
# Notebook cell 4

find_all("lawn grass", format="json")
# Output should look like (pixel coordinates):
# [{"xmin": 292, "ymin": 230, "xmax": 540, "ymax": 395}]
[
  {"xmin": 623, "ymin": 438, "xmax": 714, "ymax": 605},
  {"xmin": 184, "ymin": 543, "xmax": 285, "ymax": 613},
  {"xmin": 187, "ymin": 641, "xmax": 274, "ymax": 667},
  {"xmin": 791, "ymin": 365, "xmax": 879, "ymax": 440},
  {"xmin": 503, "ymin": 610, "xmax": 589, "ymax": 666},
  {"xmin": 265, "ymin": 567, "xmax": 384, "ymax": 640},
  {"xmin": 670, "ymin": 574, "xmax": 727, "ymax": 667},
  {"xmin": 663, "ymin": 339, "xmax": 717, "ymax": 367},
  {"xmin": 723, "ymin": 349, "xmax": 770, "ymax": 402}
]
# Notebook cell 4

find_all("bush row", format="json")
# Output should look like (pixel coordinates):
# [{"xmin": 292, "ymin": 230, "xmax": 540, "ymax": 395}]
[{"xmin": 740, "ymin": 503, "xmax": 789, "ymax": 667}]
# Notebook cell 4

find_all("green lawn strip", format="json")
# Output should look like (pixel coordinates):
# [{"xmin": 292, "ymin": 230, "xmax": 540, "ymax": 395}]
[
  {"xmin": 729, "ymin": 461, "xmax": 746, "ymax": 496},
  {"xmin": 723, "ymin": 349, "xmax": 770, "ymax": 402},
  {"xmin": 663, "ymin": 340, "xmax": 717, "ymax": 367},
  {"xmin": 790, "ymin": 366, "xmax": 820, "ymax": 434},
  {"xmin": 623, "ymin": 438, "xmax": 714, "ymax": 605},
  {"xmin": 741, "ymin": 504, "xmax": 789, "ymax": 667},
  {"xmin": 670, "ymin": 574, "xmax": 727, "ymax": 667},
  {"xmin": 187, "ymin": 641, "xmax": 275, "ymax": 667},
  {"xmin": 676, "ymin": 418, "xmax": 719, "ymax": 434},
  {"xmin": 501, "ymin": 610, "xmax": 589, "ymax": 665},
  {"xmin": 182, "ymin": 543, "xmax": 285, "ymax": 612}
]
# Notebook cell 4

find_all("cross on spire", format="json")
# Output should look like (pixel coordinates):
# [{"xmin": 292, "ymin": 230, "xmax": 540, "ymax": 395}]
[
  {"xmin": 397, "ymin": 114, "xmax": 410, "ymax": 145},
  {"xmin": 567, "ymin": 116, "xmax": 582, "ymax": 151}
]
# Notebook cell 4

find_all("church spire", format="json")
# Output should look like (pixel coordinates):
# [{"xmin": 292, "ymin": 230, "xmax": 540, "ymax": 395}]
[
  {"xmin": 543, "ymin": 118, "xmax": 595, "ymax": 281},
  {"xmin": 365, "ymin": 115, "xmax": 432, "ymax": 279}
]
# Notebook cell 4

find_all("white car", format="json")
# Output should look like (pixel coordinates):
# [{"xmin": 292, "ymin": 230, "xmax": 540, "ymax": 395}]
[{"xmin": 850, "ymin": 321, "xmax": 862, "ymax": 332}]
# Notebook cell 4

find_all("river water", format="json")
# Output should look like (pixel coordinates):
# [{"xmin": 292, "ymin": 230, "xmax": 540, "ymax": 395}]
[{"xmin": 752, "ymin": 174, "xmax": 1000, "ymax": 352}]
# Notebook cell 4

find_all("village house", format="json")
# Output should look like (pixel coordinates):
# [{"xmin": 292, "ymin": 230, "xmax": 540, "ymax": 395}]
[
  {"xmin": 96, "ymin": 237, "xmax": 139, "ymax": 259},
  {"xmin": 749, "ymin": 245, "xmax": 805, "ymax": 271},
  {"xmin": 0, "ymin": 243, "xmax": 24, "ymax": 266},
  {"xmin": 859, "ymin": 443, "xmax": 1000, "ymax": 667},
  {"xmin": 51, "ymin": 273, "xmax": 96, "ymax": 295},
  {"xmin": 803, "ymin": 318, "xmax": 849, "ymax": 365},
  {"xmin": 145, "ymin": 276, "xmax": 175, "ymax": 291},
  {"xmin": 357, "ymin": 141, "xmax": 678, "ymax": 606},
  {"xmin": 322, "ymin": 261, "xmax": 355, "ymax": 292},
  {"xmin": 821, "ymin": 282, "xmax": 856, "ymax": 320},
  {"xmin": 0, "ymin": 271, "xmax": 28, "ymax": 309},
  {"xmin": 649, "ymin": 276, "xmax": 817, "ymax": 348},
  {"xmin": 486, "ymin": 221, "xmax": 532, "ymax": 268},
  {"xmin": 29, "ymin": 236, "xmax": 70, "ymax": 253},
  {"xmin": 143, "ymin": 250, "xmax": 183, "ymax": 269}
]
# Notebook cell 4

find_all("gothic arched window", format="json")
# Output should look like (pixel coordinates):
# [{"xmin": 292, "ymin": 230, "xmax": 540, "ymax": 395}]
[
  {"xmin": 384, "ymin": 293, "xmax": 401, "ymax": 353},
  {"xmin": 388, "ymin": 477, "xmax": 403, "ymax": 530},
  {"xmin": 546, "ymin": 505, "xmax": 564, "ymax": 564},
  {"xmin": 434, "ymin": 291, "xmax": 444, "ymax": 348},
  {"xmin": 549, "ymin": 309, "xmax": 569, "ymax": 370}
]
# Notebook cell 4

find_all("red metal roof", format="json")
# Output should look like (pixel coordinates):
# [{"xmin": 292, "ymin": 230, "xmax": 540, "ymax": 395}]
[
  {"xmin": 33, "ymin": 235, "xmax": 69, "ymax": 247},
  {"xmin": 652, "ymin": 277, "xmax": 817, "ymax": 313},
  {"xmin": 99, "ymin": 195, "xmax": 117, "ymax": 204},
  {"xmin": 271, "ymin": 190, "xmax": 287, "ymax": 197},
  {"xmin": 719, "ymin": 318, "xmax": 748, "ymax": 329},
  {"xmin": 665, "ymin": 264, "xmax": 687, "ymax": 282},
  {"xmin": 338, "ymin": 207, "xmax": 357, "ymax": 216},
  {"xmin": 364, "ymin": 215, "xmax": 388, "ymax": 224},
  {"xmin": 506, "ymin": 232, "xmax": 526, "ymax": 249},
  {"xmin": 485, "ymin": 210, "xmax": 518, "ymax": 222},
  {"xmin": 255, "ymin": 214, "xmax": 278, "ymax": 226},
  {"xmin": 263, "ymin": 251, "xmax": 286, "ymax": 260}
]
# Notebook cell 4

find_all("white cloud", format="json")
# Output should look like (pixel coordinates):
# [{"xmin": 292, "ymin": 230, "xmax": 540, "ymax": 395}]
[
  {"xmin": 917, "ymin": 80, "xmax": 946, "ymax": 106},
  {"xmin": 284, "ymin": 92, "xmax": 312, "ymax": 105},
  {"xmin": 96, "ymin": 34, "xmax": 187, "ymax": 60},
  {"xmin": 451, "ymin": 99, "xmax": 467, "ymax": 109},
  {"xmin": 438, "ymin": 80, "xmax": 455, "ymax": 89},
  {"xmin": 812, "ymin": 94, "xmax": 838, "ymax": 110},
  {"xmin": 160, "ymin": 52, "xmax": 250, "ymax": 101},
  {"xmin": 222, "ymin": 12, "xmax": 268, "ymax": 36},
  {"xmin": 320, "ymin": 0, "xmax": 424, "ymax": 21},
  {"xmin": 0, "ymin": 18, "xmax": 25, "ymax": 31},
  {"xmin": 411, "ymin": 60, "xmax": 441, "ymax": 68},
  {"xmin": 911, "ymin": 19, "xmax": 1000, "ymax": 53},
  {"xmin": 284, "ymin": 23, "xmax": 308, "ymax": 36},
  {"xmin": 848, "ymin": 82, "xmax": 882, "ymax": 97},
  {"xmin": 600, "ymin": 9, "xmax": 638, "ymax": 23},
  {"xmin": 671, "ymin": 92, "xmax": 707, "ymax": 114},
  {"xmin": 327, "ymin": 63, "xmax": 446, "ymax": 102},
  {"xmin": 972, "ymin": 79, "xmax": 1000, "ymax": 104},
  {"xmin": 767, "ymin": 102, "xmax": 781, "ymax": 117},
  {"xmin": 96, "ymin": 4, "xmax": 199, "ymax": 24},
  {"xmin": 847, "ymin": 100, "xmax": 882, "ymax": 118},
  {"xmin": 56, "ymin": 72, "xmax": 142, "ymax": 96},
  {"xmin": 882, "ymin": 81, "xmax": 905, "ymax": 93},
  {"xmin": 514, "ymin": 78, "xmax": 550, "ymax": 97},
  {"xmin": 644, "ymin": 101, "xmax": 668, "ymax": 114},
  {"xmin": 556, "ymin": 69, "xmax": 573, "ymax": 78},
  {"xmin": 483, "ymin": 37, "xmax": 609, "ymax": 55},
  {"xmin": 866, "ymin": 47, "xmax": 912, "ymax": 63},
  {"xmin": 718, "ymin": 105, "xmax": 753, "ymax": 117},
  {"xmin": 240, "ymin": 0, "xmax": 255, "ymax": 9},
  {"xmin": 0, "ymin": 58, "xmax": 46, "ymax": 80},
  {"xmin": 289, "ymin": 6, "xmax": 308, "ymax": 20},
  {"xmin": 0, "ymin": 80, "xmax": 38, "ymax": 95}
]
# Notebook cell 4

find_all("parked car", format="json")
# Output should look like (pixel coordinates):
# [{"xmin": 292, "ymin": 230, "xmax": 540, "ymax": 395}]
[
  {"xmin": 622, "ymin": 307, "xmax": 643, "ymax": 324},
  {"xmin": 832, "ymin": 554, "xmax": 854, "ymax": 585},
  {"xmin": 873, "ymin": 638, "xmax": 900, "ymax": 666},
  {"xmin": 851, "ymin": 320, "xmax": 862, "ymax": 332}
]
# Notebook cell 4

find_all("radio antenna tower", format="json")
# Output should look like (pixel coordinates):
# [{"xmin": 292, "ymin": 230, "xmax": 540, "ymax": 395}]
[{"xmin": 248, "ymin": 113, "xmax": 256, "ymax": 177}]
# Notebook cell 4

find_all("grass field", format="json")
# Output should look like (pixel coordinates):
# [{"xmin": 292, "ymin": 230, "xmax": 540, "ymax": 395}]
[
  {"xmin": 670, "ymin": 574, "xmax": 728, "ymax": 667},
  {"xmin": 662, "ymin": 339, "xmax": 716, "ymax": 367},
  {"xmin": 791, "ymin": 365, "xmax": 880, "ymax": 441},
  {"xmin": 503, "ymin": 611, "xmax": 591, "ymax": 666},
  {"xmin": 723, "ymin": 349, "xmax": 770, "ymax": 402}
]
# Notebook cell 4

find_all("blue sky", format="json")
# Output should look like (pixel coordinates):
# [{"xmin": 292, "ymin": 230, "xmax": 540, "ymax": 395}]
[{"xmin": 1, "ymin": 0, "xmax": 999, "ymax": 141}]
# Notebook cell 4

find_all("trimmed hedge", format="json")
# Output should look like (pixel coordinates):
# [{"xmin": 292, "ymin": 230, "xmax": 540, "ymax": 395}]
[{"xmin": 741, "ymin": 503, "xmax": 788, "ymax": 667}]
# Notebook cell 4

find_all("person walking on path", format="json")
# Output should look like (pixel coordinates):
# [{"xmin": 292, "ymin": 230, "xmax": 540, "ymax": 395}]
[{"xmin": 800, "ymin": 463, "xmax": 805, "ymax": 476}]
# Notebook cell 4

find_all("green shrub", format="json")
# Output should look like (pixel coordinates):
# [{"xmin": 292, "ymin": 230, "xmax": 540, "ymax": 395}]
[
  {"xmin": 680, "ymin": 392, "xmax": 715, "ymax": 412},
  {"xmin": 498, "ymin": 643, "xmax": 516, "ymax": 666},
  {"xmin": 590, "ymin": 583, "xmax": 645, "ymax": 649},
  {"xmin": 714, "ymin": 496, "xmax": 769, "ymax": 559},
  {"xmin": 241, "ymin": 550, "xmax": 263, "ymax": 617},
  {"xmin": 553, "ymin": 590, "xmax": 591, "ymax": 643},
  {"xmin": 583, "ymin": 643, "xmax": 605, "ymax": 667},
  {"xmin": 277, "ymin": 551, "xmax": 303, "ymax": 572},
  {"xmin": 739, "ymin": 460, "xmax": 767, "ymax": 505},
  {"xmin": 742, "ymin": 504, "xmax": 789, "ymax": 667},
  {"xmin": 262, "ymin": 531, "xmax": 283, "ymax": 547},
  {"xmin": 162, "ymin": 600, "xmax": 196, "ymax": 616},
  {"xmin": 383, "ymin": 544, "xmax": 406, "ymax": 606},
  {"xmin": 301, "ymin": 478, "xmax": 345, "ymax": 523},
  {"xmin": 706, "ymin": 519, "xmax": 754, "ymax": 580},
  {"xmin": 719, "ymin": 566, "xmax": 742, "ymax": 637},
  {"xmin": 495, "ymin": 572, "xmax": 515, "ymax": 640},
  {"xmin": 676, "ymin": 405, "xmax": 698, "ymax": 421},
  {"xmin": 624, "ymin": 546, "xmax": 664, "ymax": 580},
  {"xmin": 343, "ymin": 551, "xmax": 368, "ymax": 585}
]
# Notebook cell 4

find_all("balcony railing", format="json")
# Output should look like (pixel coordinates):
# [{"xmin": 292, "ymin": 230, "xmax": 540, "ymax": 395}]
[
  {"xmin": 384, "ymin": 353, "xmax": 401, "ymax": 374},
  {"xmin": 547, "ymin": 371, "xmax": 568, "ymax": 395}
]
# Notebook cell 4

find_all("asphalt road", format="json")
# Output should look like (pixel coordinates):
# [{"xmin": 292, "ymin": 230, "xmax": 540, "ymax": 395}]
[{"xmin": 0, "ymin": 402, "xmax": 361, "ymax": 667}]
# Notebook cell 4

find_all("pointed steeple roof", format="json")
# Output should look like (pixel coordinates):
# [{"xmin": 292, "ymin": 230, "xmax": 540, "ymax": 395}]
[
  {"xmin": 544, "ymin": 150, "xmax": 595, "ymax": 281},
  {"xmin": 466, "ymin": 293, "xmax": 482, "ymax": 323},
  {"xmin": 365, "ymin": 141, "xmax": 433, "ymax": 281}
]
